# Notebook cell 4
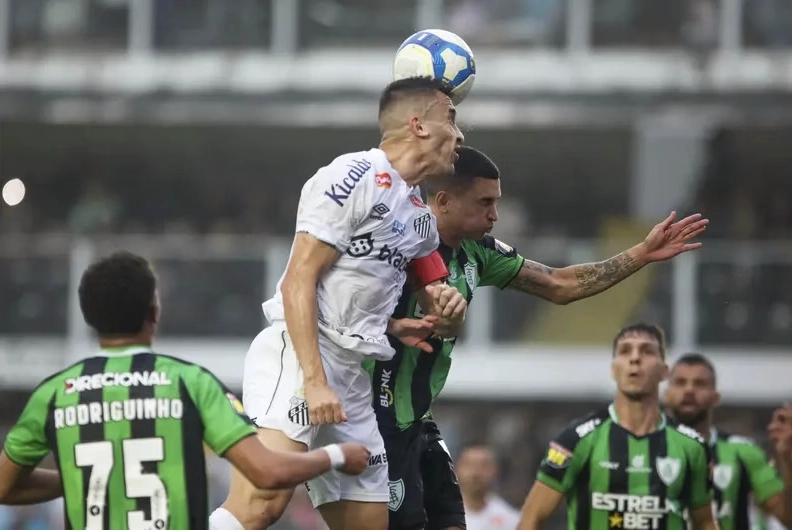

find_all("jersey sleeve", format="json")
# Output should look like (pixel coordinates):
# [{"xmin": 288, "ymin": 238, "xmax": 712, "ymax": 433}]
[
  {"xmin": 182, "ymin": 367, "xmax": 257, "ymax": 456},
  {"xmin": 740, "ymin": 443, "xmax": 784, "ymax": 504},
  {"xmin": 687, "ymin": 439, "xmax": 713, "ymax": 510},
  {"xmin": 294, "ymin": 157, "xmax": 374, "ymax": 254},
  {"xmin": 3, "ymin": 383, "xmax": 54, "ymax": 467},
  {"xmin": 476, "ymin": 236, "xmax": 525, "ymax": 289},
  {"xmin": 536, "ymin": 420, "xmax": 593, "ymax": 494}
]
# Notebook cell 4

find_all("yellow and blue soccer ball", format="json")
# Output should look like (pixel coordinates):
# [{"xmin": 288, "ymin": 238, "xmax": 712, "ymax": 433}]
[{"xmin": 393, "ymin": 29, "xmax": 476, "ymax": 105}]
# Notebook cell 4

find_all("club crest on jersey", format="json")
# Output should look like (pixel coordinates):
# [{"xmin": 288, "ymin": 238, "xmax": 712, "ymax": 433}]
[
  {"xmin": 388, "ymin": 479, "xmax": 405, "ymax": 511},
  {"xmin": 655, "ymin": 457, "xmax": 681, "ymax": 486},
  {"xmin": 409, "ymin": 194, "xmax": 426, "ymax": 209},
  {"xmin": 413, "ymin": 213, "xmax": 431, "ymax": 239},
  {"xmin": 712, "ymin": 464, "xmax": 733, "ymax": 490},
  {"xmin": 288, "ymin": 397, "xmax": 309, "ymax": 426},
  {"xmin": 464, "ymin": 262, "xmax": 477, "ymax": 290},
  {"xmin": 375, "ymin": 172, "xmax": 392, "ymax": 188},
  {"xmin": 545, "ymin": 442, "xmax": 572, "ymax": 469}
]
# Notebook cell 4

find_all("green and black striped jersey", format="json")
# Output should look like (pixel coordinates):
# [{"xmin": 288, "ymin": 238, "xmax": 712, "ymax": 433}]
[
  {"xmin": 537, "ymin": 405, "xmax": 712, "ymax": 530},
  {"xmin": 3, "ymin": 345, "xmax": 256, "ymax": 530},
  {"xmin": 708, "ymin": 429, "xmax": 784, "ymax": 530},
  {"xmin": 366, "ymin": 235, "xmax": 524, "ymax": 434}
]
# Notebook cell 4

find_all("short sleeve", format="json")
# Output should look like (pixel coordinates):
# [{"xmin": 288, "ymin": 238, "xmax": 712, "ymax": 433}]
[
  {"xmin": 740, "ymin": 443, "xmax": 784, "ymax": 504},
  {"xmin": 477, "ymin": 236, "xmax": 525, "ymax": 289},
  {"xmin": 183, "ymin": 367, "xmax": 257, "ymax": 456},
  {"xmin": 4, "ymin": 384, "xmax": 54, "ymax": 467},
  {"xmin": 294, "ymin": 157, "xmax": 374, "ymax": 254},
  {"xmin": 687, "ymin": 440, "xmax": 713, "ymax": 510},
  {"xmin": 536, "ymin": 422, "xmax": 591, "ymax": 494}
]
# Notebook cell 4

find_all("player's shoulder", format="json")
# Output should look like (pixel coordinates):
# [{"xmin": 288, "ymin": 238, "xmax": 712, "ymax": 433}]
[
  {"xmin": 667, "ymin": 419, "xmax": 707, "ymax": 445},
  {"xmin": 556, "ymin": 408, "xmax": 611, "ymax": 445},
  {"xmin": 305, "ymin": 148, "xmax": 393, "ymax": 206},
  {"xmin": 471, "ymin": 235, "xmax": 519, "ymax": 258},
  {"xmin": 28, "ymin": 358, "xmax": 88, "ymax": 399},
  {"xmin": 720, "ymin": 431, "xmax": 757, "ymax": 446},
  {"xmin": 150, "ymin": 352, "xmax": 210, "ymax": 377}
]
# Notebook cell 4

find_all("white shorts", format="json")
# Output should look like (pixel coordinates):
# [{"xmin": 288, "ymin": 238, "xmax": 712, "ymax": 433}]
[{"xmin": 242, "ymin": 323, "xmax": 389, "ymax": 507}]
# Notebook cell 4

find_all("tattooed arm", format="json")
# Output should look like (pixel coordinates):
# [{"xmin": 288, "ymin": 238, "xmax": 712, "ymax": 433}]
[{"xmin": 506, "ymin": 243, "xmax": 648, "ymax": 305}]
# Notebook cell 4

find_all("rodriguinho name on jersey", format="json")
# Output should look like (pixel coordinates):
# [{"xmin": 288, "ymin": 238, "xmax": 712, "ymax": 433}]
[
  {"xmin": 54, "ymin": 398, "xmax": 184, "ymax": 429},
  {"xmin": 64, "ymin": 371, "xmax": 173, "ymax": 394},
  {"xmin": 592, "ymin": 493, "xmax": 679, "ymax": 530}
]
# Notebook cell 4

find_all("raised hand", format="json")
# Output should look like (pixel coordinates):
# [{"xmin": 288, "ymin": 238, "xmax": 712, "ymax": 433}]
[{"xmin": 641, "ymin": 211, "xmax": 709, "ymax": 263}]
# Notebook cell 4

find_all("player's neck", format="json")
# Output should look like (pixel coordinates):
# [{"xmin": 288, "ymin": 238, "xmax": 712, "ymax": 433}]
[
  {"xmin": 379, "ymin": 141, "xmax": 428, "ymax": 187},
  {"xmin": 98, "ymin": 335, "xmax": 152, "ymax": 350},
  {"xmin": 693, "ymin": 417, "xmax": 714, "ymax": 442},
  {"xmin": 612, "ymin": 394, "xmax": 663, "ymax": 436},
  {"xmin": 434, "ymin": 213, "xmax": 462, "ymax": 249}
]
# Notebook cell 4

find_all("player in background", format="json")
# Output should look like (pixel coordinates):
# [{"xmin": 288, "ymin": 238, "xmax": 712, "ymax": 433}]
[
  {"xmin": 664, "ymin": 354, "xmax": 792, "ymax": 529},
  {"xmin": 210, "ymin": 76, "xmax": 468, "ymax": 530},
  {"xmin": 517, "ymin": 323, "xmax": 717, "ymax": 530},
  {"xmin": 456, "ymin": 445, "xmax": 520, "ymax": 530},
  {"xmin": 768, "ymin": 406, "xmax": 792, "ymax": 530},
  {"xmin": 374, "ymin": 146, "xmax": 709, "ymax": 530},
  {"xmin": 0, "ymin": 252, "xmax": 371, "ymax": 529}
]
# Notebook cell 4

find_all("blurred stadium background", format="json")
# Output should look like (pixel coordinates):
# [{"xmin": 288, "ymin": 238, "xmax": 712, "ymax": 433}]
[{"xmin": 2, "ymin": 0, "xmax": 792, "ymax": 528}]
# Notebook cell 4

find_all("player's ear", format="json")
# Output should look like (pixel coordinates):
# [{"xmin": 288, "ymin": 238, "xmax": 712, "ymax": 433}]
[
  {"xmin": 434, "ymin": 190, "xmax": 451, "ymax": 211},
  {"xmin": 409, "ymin": 115, "xmax": 429, "ymax": 139}
]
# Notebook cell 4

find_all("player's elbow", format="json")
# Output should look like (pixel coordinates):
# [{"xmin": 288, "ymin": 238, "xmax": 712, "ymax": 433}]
[
  {"xmin": 550, "ymin": 277, "xmax": 578, "ymax": 305},
  {"xmin": 250, "ymin": 462, "xmax": 293, "ymax": 491}
]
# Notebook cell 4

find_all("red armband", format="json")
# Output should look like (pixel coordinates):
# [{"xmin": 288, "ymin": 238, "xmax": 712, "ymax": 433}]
[{"xmin": 408, "ymin": 251, "xmax": 449, "ymax": 289}]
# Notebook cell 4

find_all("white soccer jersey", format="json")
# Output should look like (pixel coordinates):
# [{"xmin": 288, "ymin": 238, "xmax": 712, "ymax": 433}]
[
  {"xmin": 262, "ymin": 148, "xmax": 439, "ymax": 361},
  {"xmin": 464, "ymin": 496, "xmax": 521, "ymax": 530}
]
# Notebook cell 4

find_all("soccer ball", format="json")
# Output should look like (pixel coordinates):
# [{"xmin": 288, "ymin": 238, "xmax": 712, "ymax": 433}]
[{"xmin": 393, "ymin": 29, "xmax": 476, "ymax": 105}]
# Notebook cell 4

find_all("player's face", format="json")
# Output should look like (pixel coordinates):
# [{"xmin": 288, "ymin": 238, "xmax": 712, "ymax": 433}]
[
  {"xmin": 611, "ymin": 332, "xmax": 668, "ymax": 401},
  {"xmin": 422, "ymin": 92, "xmax": 464, "ymax": 179},
  {"xmin": 456, "ymin": 447, "xmax": 497, "ymax": 496},
  {"xmin": 447, "ymin": 177, "xmax": 501, "ymax": 239},
  {"xmin": 664, "ymin": 363, "xmax": 719, "ymax": 426}
]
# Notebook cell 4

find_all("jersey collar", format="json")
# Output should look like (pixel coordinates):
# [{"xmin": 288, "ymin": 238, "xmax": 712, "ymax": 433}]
[
  {"xmin": 97, "ymin": 345, "xmax": 153, "ymax": 357},
  {"xmin": 608, "ymin": 403, "xmax": 667, "ymax": 431}
]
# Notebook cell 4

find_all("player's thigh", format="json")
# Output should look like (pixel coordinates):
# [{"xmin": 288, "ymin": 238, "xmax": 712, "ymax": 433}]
[
  {"xmin": 319, "ymin": 500, "xmax": 389, "ymax": 530},
  {"xmin": 381, "ymin": 425, "xmax": 427, "ymax": 530},
  {"xmin": 224, "ymin": 428, "xmax": 307, "ymax": 521},
  {"xmin": 241, "ymin": 326, "xmax": 317, "ymax": 446},
  {"xmin": 307, "ymin": 362, "xmax": 390, "ymax": 522},
  {"xmin": 422, "ymin": 436, "xmax": 466, "ymax": 530}
]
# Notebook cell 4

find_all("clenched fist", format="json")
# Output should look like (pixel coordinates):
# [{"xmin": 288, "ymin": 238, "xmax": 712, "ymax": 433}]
[{"xmin": 338, "ymin": 443, "xmax": 371, "ymax": 475}]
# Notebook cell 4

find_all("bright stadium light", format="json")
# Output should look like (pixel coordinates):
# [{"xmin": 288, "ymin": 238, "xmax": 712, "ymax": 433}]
[{"xmin": 2, "ymin": 178, "xmax": 26, "ymax": 206}]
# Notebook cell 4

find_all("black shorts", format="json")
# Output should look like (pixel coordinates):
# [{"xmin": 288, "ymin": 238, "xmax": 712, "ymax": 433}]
[{"xmin": 383, "ymin": 420, "xmax": 466, "ymax": 530}]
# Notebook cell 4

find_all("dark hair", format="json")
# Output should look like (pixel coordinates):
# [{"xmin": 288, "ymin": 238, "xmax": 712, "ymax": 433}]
[
  {"xmin": 378, "ymin": 76, "xmax": 453, "ymax": 117},
  {"xmin": 672, "ymin": 353, "xmax": 717, "ymax": 384},
  {"xmin": 612, "ymin": 322, "xmax": 667, "ymax": 358},
  {"xmin": 78, "ymin": 251, "xmax": 157, "ymax": 336},
  {"xmin": 425, "ymin": 146, "xmax": 500, "ymax": 197}
]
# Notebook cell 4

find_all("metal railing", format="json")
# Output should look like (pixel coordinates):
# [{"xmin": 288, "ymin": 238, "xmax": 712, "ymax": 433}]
[
  {"xmin": 2, "ymin": 234, "xmax": 791, "ymax": 350},
  {"xmin": 0, "ymin": 0, "xmax": 785, "ymax": 58}
]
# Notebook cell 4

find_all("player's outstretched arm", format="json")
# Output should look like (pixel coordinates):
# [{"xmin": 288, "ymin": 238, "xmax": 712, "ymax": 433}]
[
  {"xmin": 224, "ymin": 437, "xmax": 370, "ymax": 491},
  {"xmin": 507, "ymin": 211, "xmax": 708, "ymax": 304},
  {"xmin": 517, "ymin": 481, "xmax": 564, "ymax": 530},
  {"xmin": 281, "ymin": 232, "xmax": 347, "ymax": 424},
  {"xmin": 0, "ymin": 452, "xmax": 62, "ymax": 505}
]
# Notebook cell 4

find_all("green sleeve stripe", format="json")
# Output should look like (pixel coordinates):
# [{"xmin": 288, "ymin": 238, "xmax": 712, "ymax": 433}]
[
  {"xmin": 537, "ymin": 471, "xmax": 565, "ymax": 493},
  {"xmin": 498, "ymin": 256, "xmax": 525, "ymax": 289}
]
